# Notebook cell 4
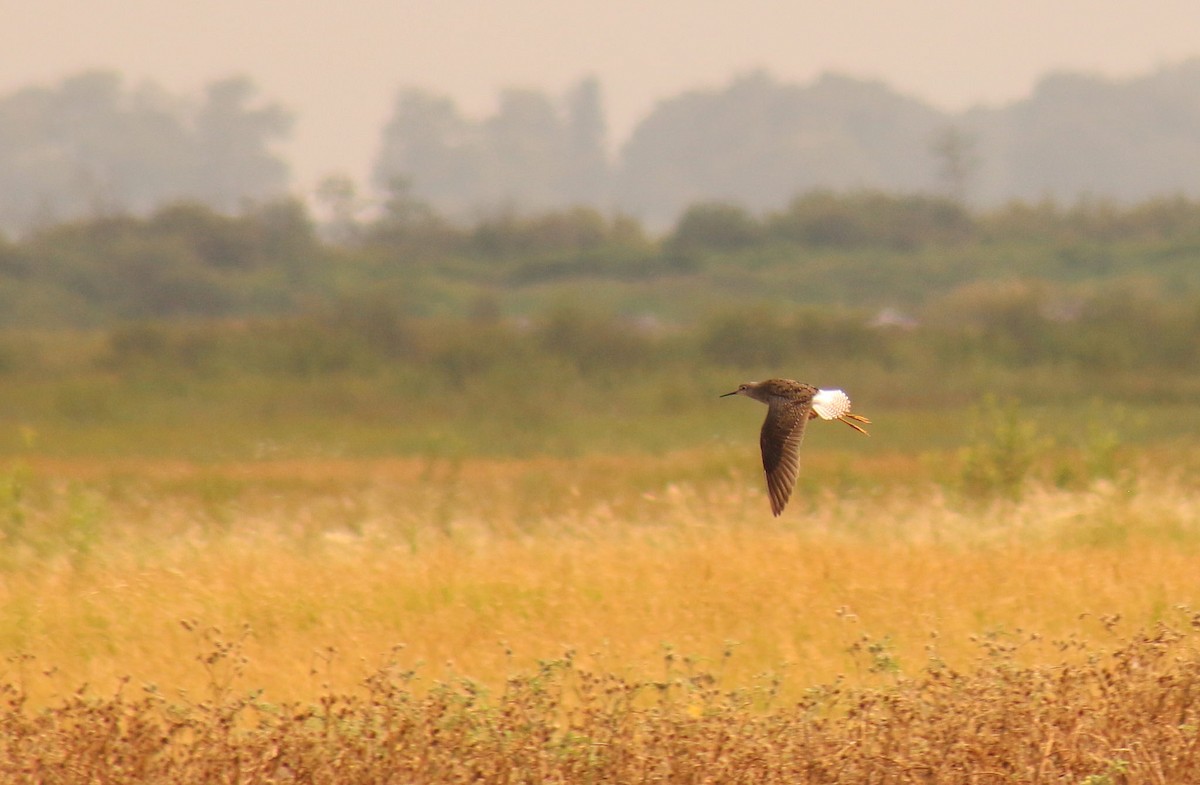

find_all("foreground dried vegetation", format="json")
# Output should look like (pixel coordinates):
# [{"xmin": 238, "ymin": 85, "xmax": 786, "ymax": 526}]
[{"xmin": 3, "ymin": 621, "xmax": 1200, "ymax": 783}]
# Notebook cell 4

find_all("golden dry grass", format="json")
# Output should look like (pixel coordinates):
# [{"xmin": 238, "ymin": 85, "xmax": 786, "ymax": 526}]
[
  {"xmin": 3, "ymin": 450, "xmax": 1200, "ymax": 696},
  {"xmin": 1, "ymin": 448, "xmax": 1200, "ymax": 781}
]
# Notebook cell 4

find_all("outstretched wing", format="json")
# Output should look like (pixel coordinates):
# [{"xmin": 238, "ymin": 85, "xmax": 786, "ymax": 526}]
[{"xmin": 759, "ymin": 397, "xmax": 813, "ymax": 516}]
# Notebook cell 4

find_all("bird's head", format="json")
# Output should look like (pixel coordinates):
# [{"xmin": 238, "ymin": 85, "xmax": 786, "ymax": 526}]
[{"xmin": 720, "ymin": 380, "xmax": 774, "ymax": 403}]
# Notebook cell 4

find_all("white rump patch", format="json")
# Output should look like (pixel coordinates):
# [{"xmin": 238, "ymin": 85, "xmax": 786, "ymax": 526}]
[{"xmin": 812, "ymin": 389, "xmax": 853, "ymax": 420}]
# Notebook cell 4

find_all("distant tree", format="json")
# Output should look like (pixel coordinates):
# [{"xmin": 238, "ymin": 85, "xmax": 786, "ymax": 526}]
[
  {"xmin": 0, "ymin": 71, "xmax": 187, "ymax": 227},
  {"xmin": 373, "ymin": 78, "xmax": 611, "ymax": 216},
  {"xmin": 471, "ymin": 206, "xmax": 613, "ymax": 257},
  {"xmin": 190, "ymin": 76, "xmax": 292, "ymax": 211},
  {"xmin": 376, "ymin": 176, "xmax": 437, "ymax": 226},
  {"xmin": 243, "ymin": 197, "xmax": 319, "ymax": 274},
  {"xmin": 614, "ymin": 71, "xmax": 945, "ymax": 228},
  {"xmin": 667, "ymin": 201, "xmax": 762, "ymax": 254},
  {"xmin": 0, "ymin": 70, "xmax": 292, "ymax": 232},
  {"xmin": 931, "ymin": 125, "xmax": 979, "ymax": 204},
  {"xmin": 7, "ymin": 198, "xmax": 319, "ymax": 324},
  {"xmin": 141, "ymin": 198, "xmax": 317, "ymax": 278},
  {"xmin": 560, "ymin": 77, "xmax": 610, "ymax": 205},
  {"xmin": 364, "ymin": 176, "xmax": 463, "ymax": 256},
  {"xmin": 1002, "ymin": 62, "xmax": 1200, "ymax": 203},
  {"xmin": 315, "ymin": 173, "xmax": 366, "ymax": 245},
  {"xmin": 481, "ymin": 88, "xmax": 564, "ymax": 209},
  {"xmin": 373, "ymin": 89, "xmax": 483, "ymax": 215},
  {"xmin": 765, "ymin": 190, "xmax": 973, "ymax": 249},
  {"xmin": 148, "ymin": 202, "xmax": 257, "ymax": 269}
]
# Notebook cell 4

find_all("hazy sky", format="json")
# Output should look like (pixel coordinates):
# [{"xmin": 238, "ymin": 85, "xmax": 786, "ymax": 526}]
[{"xmin": 5, "ymin": 1, "xmax": 1198, "ymax": 194}]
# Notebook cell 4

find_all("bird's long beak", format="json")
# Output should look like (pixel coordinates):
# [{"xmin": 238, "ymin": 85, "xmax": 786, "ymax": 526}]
[{"xmin": 719, "ymin": 390, "xmax": 739, "ymax": 397}]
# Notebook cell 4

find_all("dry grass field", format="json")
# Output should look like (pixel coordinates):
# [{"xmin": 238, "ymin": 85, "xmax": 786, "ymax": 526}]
[
  {"xmin": 9, "ymin": 186, "xmax": 1200, "ymax": 781},
  {"xmin": 2, "ymin": 441, "xmax": 1200, "ymax": 782}
]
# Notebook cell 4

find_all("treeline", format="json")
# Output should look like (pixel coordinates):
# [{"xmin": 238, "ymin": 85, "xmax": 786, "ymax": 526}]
[
  {"xmin": 668, "ymin": 191, "xmax": 1200, "ymax": 251},
  {"xmin": 6, "ymin": 190, "xmax": 1200, "ymax": 330},
  {"xmin": 373, "ymin": 79, "xmax": 608, "ymax": 216},
  {"xmin": 0, "ymin": 71, "xmax": 290, "ymax": 232},
  {"xmin": 0, "ymin": 200, "xmax": 319, "ymax": 326},
  {"xmin": 378, "ymin": 63, "xmax": 1200, "ymax": 225},
  {"xmin": 9, "ymin": 61, "xmax": 1200, "ymax": 234}
]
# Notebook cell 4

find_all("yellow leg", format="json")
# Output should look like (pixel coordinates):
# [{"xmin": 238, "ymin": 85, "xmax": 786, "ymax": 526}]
[{"xmin": 839, "ymin": 415, "xmax": 870, "ymax": 435}]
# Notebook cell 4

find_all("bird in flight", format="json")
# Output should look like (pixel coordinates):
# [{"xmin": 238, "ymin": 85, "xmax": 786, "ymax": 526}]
[{"xmin": 721, "ymin": 378, "xmax": 870, "ymax": 516}]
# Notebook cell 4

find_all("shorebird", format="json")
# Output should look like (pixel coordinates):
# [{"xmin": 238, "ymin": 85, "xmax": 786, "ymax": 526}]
[{"xmin": 721, "ymin": 379, "xmax": 870, "ymax": 516}]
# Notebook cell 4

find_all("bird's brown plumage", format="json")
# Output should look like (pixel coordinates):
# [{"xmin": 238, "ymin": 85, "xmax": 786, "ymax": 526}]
[
  {"xmin": 721, "ymin": 378, "xmax": 868, "ymax": 516},
  {"xmin": 757, "ymin": 385, "xmax": 815, "ymax": 516}
]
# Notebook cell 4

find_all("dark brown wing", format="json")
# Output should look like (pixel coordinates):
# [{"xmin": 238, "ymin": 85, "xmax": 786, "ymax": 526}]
[{"xmin": 759, "ymin": 397, "xmax": 813, "ymax": 516}]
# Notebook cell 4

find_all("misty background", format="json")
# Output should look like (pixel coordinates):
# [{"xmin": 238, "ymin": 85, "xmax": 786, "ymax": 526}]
[{"xmin": 5, "ymin": 60, "xmax": 1200, "ymax": 232}]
